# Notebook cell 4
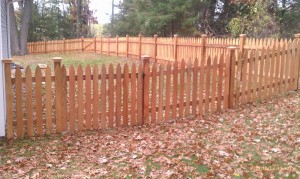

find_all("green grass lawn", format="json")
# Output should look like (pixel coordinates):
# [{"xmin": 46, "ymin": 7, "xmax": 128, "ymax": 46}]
[{"xmin": 12, "ymin": 53, "xmax": 138, "ymax": 69}]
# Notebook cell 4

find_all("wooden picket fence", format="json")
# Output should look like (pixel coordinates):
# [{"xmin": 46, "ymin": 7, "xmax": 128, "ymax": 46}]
[
  {"xmin": 4, "ymin": 36, "xmax": 300, "ymax": 139},
  {"xmin": 27, "ymin": 34, "xmax": 293, "ymax": 63}
]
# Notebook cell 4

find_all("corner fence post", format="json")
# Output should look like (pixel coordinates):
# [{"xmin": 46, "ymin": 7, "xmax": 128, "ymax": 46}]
[
  {"xmin": 294, "ymin": 34, "xmax": 300, "ymax": 90},
  {"xmin": 53, "ymin": 57, "xmax": 63, "ymax": 133},
  {"xmin": 2, "ymin": 59, "xmax": 13, "ymax": 139},
  {"xmin": 142, "ymin": 55, "xmax": 150, "ymax": 125},
  {"xmin": 228, "ymin": 46, "xmax": 237, "ymax": 109}
]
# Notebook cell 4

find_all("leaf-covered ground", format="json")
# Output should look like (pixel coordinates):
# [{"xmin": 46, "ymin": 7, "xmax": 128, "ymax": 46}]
[{"xmin": 0, "ymin": 91, "xmax": 299, "ymax": 178}]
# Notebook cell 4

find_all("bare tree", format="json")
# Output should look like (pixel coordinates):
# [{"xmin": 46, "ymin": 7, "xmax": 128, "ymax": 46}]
[
  {"xmin": 9, "ymin": 4, "xmax": 20, "ymax": 55},
  {"xmin": 19, "ymin": 0, "xmax": 33, "ymax": 55}
]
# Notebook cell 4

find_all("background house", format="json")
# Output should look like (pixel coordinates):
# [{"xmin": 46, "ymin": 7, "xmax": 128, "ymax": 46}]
[{"xmin": 0, "ymin": 0, "xmax": 10, "ymax": 137}]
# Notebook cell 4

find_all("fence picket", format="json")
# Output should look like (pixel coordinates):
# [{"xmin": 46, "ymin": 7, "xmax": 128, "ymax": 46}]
[
  {"xmin": 179, "ymin": 60, "xmax": 185, "ymax": 118},
  {"xmin": 61, "ymin": 65, "xmax": 68, "ymax": 132},
  {"xmin": 192, "ymin": 58, "xmax": 199, "ymax": 115},
  {"xmin": 165, "ymin": 62, "xmax": 171, "ymax": 121},
  {"xmin": 172, "ymin": 60, "xmax": 178, "ymax": 118},
  {"xmin": 258, "ymin": 48, "xmax": 265, "ymax": 99},
  {"xmin": 131, "ymin": 64, "xmax": 137, "ymax": 125},
  {"xmin": 137, "ymin": 63, "xmax": 143, "ymax": 125},
  {"xmin": 274, "ymin": 46, "xmax": 280, "ymax": 95},
  {"xmin": 123, "ymin": 64, "xmax": 129, "ymax": 127},
  {"xmin": 85, "ymin": 65, "xmax": 92, "ymax": 129},
  {"xmin": 35, "ymin": 66, "xmax": 43, "ymax": 136},
  {"xmin": 279, "ymin": 44, "xmax": 285, "ymax": 93},
  {"xmin": 77, "ymin": 65, "xmax": 84, "ymax": 131},
  {"xmin": 247, "ymin": 51, "xmax": 254, "ymax": 102},
  {"xmin": 241, "ymin": 52, "xmax": 248, "ymax": 104},
  {"xmin": 25, "ymin": 67, "xmax": 34, "ymax": 137},
  {"xmin": 217, "ymin": 55, "xmax": 224, "ymax": 112},
  {"xmin": 101, "ymin": 65, "xmax": 107, "ymax": 128},
  {"xmin": 211, "ymin": 57, "xmax": 218, "ymax": 112},
  {"xmin": 108, "ymin": 64, "xmax": 115, "ymax": 128},
  {"xmin": 205, "ymin": 57, "xmax": 211, "ymax": 114},
  {"xmin": 269, "ymin": 45, "xmax": 276, "ymax": 97},
  {"xmin": 199, "ymin": 56, "xmax": 206, "ymax": 114},
  {"xmin": 286, "ymin": 41, "xmax": 292, "ymax": 90},
  {"xmin": 69, "ymin": 65, "xmax": 76, "ymax": 132},
  {"xmin": 151, "ymin": 63, "xmax": 157, "ymax": 123},
  {"xmin": 263, "ymin": 47, "xmax": 271, "ymax": 100},
  {"xmin": 16, "ymin": 67, "xmax": 23, "ymax": 138},
  {"xmin": 45, "ymin": 66, "xmax": 52, "ymax": 134},
  {"xmin": 116, "ymin": 64, "xmax": 122, "ymax": 127},
  {"xmin": 185, "ymin": 59, "xmax": 192, "ymax": 116},
  {"xmin": 92, "ymin": 65, "xmax": 99, "ymax": 129},
  {"xmin": 158, "ymin": 65, "xmax": 164, "ymax": 123}
]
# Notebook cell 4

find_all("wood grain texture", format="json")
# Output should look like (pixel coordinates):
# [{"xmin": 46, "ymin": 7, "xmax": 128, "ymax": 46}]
[
  {"xmin": 69, "ymin": 65, "xmax": 76, "ymax": 132},
  {"xmin": 123, "ymin": 64, "xmax": 129, "ymax": 127},
  {"xmin": 116, "ymin": 64, "xmax": 122, "ymax": 127},
  {"xmin": 35, "ymin": 66, "xmax": 43, "ymax": 136},
  {"xmin": 15, "ymin": 67, "xmax": 23, "ymax": 138},
  {"xmin": 130, "ymin": 64, "xmax": 137, "ymax": 125},
  {"xmin": 165, "ymin": 62, "xmax": 171, "ymax": 121},
  {"xmin": 25, "ymin": 67, "xmax": 34, "ymax": 137},
  {"xmin": 101, "ymin": 65, "xmax": 107, "ymax": 129},
  {"xmin": 85, "ymin": 65, "xmax": 92, "ymax": 129},
  {"xmin": 108, "ymin": 64, "xmax": 115, "ymax": 128},
  {"xmin": 151, "ymin": 63, "xmax": 157, "ymax": 123},
  {"xmin": 77, "ymin": 65, "xmax": 84, "ymax": 131}
]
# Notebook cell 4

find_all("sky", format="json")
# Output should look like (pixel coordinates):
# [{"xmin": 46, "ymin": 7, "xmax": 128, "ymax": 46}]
[{"xmin": 90, "ymin": 0, "xmax": 122, "ymax": 24}]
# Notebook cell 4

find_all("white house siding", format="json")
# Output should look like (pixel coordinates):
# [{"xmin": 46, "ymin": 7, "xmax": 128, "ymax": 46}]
[{"xmin": 0, "ymin": 0, "xmax": 9, "ymax": 137}]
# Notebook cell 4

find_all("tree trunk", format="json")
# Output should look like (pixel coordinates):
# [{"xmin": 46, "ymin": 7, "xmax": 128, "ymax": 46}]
[
  {"xmin": 76, "ymin": 0, "xmax": 82, "ymax": 37},
  {"xmin": 9, "ymin": 4, "xmax": 20, "ymax": 55},
  {"xmin": 20, "ymin": 0, "xmax": 33, "ymax": 55}
]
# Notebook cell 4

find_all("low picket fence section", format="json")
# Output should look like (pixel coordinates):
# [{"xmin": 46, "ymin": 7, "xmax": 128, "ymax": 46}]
[
  {"xmin": 4, "ymin": 39, "xmax": 300, "ymax": 139},
  {"xmin": 28, "ymin": 34, "xmax": 296, "ymax": 64}
]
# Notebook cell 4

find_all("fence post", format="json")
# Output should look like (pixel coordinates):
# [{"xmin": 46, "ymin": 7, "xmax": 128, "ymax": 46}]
[
  {"xmin": 81, "ymin": 37, "xmax": 84, "ymax": 52},
  {"xmin": 94, "ymin": 37, "xmax": 97, "ymax": 53},
  {"xmin": 139, "ymin": 34, "xmax": 142, "ymax": 60},
  {"xmin": 126, "ymin": 35, "xmax": 129, "ymax": 58},
  {"xmin": 3, "ymin": 59, "xmax": 13, "ymax": 139},
  {"xmin": 116, "ymin": 35, "xmax": 119, "ymax": 57},
  {"xmin": 294, "ymin": 34, "xmax": 300, "ymax": 90},
  {"xmin": 201, "ymin": 34, "xmax": 207, "ymax": 62},
  {"xmin": 174, "ymin": 34, "xmax": 178, "ymax": 61},
  {"xmin": 142, "ymin": 55, "xmax": 150, "ymax": 125},
  {"xmin": 154, "ymin": 34, "xmax": 158, "ymax": 62},
  {"xmin": 227, "ymin": 47, "xmax": 237, "ymax": 109},
  {"xmin": 44, "ymin": 40, "xmax": 47, "ymax": 54},
  {"xmin": 53, "ymin": 57, "xmax": 63, "ymax": 133}
]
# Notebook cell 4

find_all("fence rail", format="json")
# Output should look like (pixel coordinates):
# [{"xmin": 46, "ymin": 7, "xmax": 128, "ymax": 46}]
[{"xmin": 5, "ymin": 37, "xmax": 300, "ymax": 138}]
